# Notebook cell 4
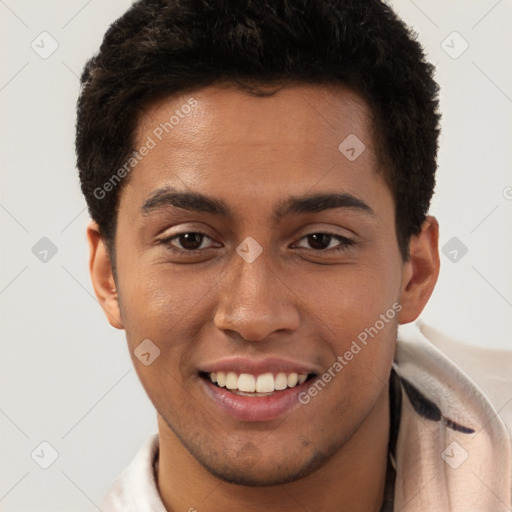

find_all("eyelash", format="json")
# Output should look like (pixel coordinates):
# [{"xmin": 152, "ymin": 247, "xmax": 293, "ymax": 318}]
[{"xmin": 160, "ymin": 231, "xmax": 355, "ymax": 256}]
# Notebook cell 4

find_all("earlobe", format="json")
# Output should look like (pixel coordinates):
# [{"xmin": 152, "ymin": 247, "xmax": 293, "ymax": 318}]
[
  {"xmin": 398, "ymin": 216, "xmax": 440, "ymax": 324},
  {"xmin": 87, "ymin": 221, "xmax": 124, "ymax": 330}
]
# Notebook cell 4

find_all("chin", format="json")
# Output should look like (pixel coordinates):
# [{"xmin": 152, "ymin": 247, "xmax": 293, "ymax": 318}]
[{"xmin": 195, "ymin": 448, "xmax": 328, "ymax": 487}]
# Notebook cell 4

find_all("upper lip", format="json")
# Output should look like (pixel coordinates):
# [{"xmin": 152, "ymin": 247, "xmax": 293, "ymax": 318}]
[{"xmin": 198, "ymin": 357, "xmax": 320, "ymax": 376}]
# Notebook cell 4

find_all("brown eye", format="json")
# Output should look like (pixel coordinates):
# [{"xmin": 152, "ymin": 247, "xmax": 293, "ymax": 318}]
[
  {"xmin": 162, "ymin": 232, "xmax": 215, "ymax": 252},
  {"xmin": 175, "ymin": 233, "xmax": 207, "ymax": 250},
  {"xmin": 306, "ymin": 233, "xmax": 332, "ymax": 250},
  {"xmin": 294, "ymin": 233, "xmax": 354, "ymax": 252}
]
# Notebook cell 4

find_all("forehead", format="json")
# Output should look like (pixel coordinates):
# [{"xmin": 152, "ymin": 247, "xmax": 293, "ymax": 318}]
[
  {"xmin": 125, "ymin": 83, "xmax": 389, "ymax": 217},
  {"xmin": 136, "ymin": 83, "xmax": 373, "ymax": 150}
]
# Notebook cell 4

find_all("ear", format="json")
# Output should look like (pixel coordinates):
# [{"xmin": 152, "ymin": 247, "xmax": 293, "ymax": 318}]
[
  {"xmin": 87, "ymin": 221, "xmax": 124, "ymax": 329},
  {"xmin": 398, "ymin": 216, "xmax": 440, "ymax": 324}
]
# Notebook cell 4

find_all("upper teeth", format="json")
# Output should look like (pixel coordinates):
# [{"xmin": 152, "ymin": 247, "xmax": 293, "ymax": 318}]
[{"xmin": 210, "ymin": 372, "xmax": 308, "ymax": 393}]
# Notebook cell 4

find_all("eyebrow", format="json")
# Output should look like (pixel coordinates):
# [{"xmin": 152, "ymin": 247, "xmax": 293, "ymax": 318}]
[{"xmin": 141, "ymin": 186, "xmax": 374, "ymax": 220}]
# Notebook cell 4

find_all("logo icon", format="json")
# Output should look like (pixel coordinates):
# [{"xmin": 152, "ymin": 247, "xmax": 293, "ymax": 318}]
[
  {"xmin": 31, "ymin": 32, "xmax": 59, "ymax": 60},
  {"xmin": 134, "ymin": 339, "xmax": 161, "ymax": 366},
  {"xmin": 338, "ymin": 134, "xmax": 366, "ymax": 161},
  {"xmin": 236, "ymin": 237, "xmax": 263, "ymax": 263},
  {"xmin": 31, "ymin": 441, "xmax": 59, "ymax": 469},
  {"xmin": 441, "ymin": 31, "xmax": 469, "ymax": 60},
  {"xmin": 442, "ymin": 236, "xmax": 468, "ymax": 263},
  {"xmin": 32, "ymin": 237, "xmax": 58, "ymax": 263},
  {"xmin": 441, "ymin": 441, "xmax": 468, "ymax": 469}
]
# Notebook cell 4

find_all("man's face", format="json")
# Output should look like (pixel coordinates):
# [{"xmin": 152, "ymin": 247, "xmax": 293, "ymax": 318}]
[{"xmin": 113, "ymin": 84, "xmax": 405, "ymax": 485}]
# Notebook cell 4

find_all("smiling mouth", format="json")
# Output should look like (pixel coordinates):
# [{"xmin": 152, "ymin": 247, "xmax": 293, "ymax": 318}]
[{"xmin": 199, "ymin": 371, "xmax": 317, "ymax": 396}]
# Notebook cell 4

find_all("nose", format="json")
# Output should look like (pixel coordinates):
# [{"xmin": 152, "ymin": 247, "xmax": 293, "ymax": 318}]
[{"xmin": 213, "ymin": 247, "xmax": 300, "ymax": 342}]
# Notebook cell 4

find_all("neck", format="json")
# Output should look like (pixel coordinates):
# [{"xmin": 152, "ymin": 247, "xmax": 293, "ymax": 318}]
[{"xmin": 157, "ymin": 384, "xmax": 390, "ymax": 512}]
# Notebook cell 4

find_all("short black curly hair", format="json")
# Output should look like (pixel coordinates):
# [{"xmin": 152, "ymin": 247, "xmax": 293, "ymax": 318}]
[{"xmin": 76, "ymin": 0, "xmax": 440, "ymax": 262}]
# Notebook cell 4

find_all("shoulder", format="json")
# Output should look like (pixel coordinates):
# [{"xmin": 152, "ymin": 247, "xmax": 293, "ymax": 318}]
[
  {"xmin": 394, "ymin": 320, "xmax": 512, "ymax": 510},
  {"xmin": 100, "ymin": 433, "xmax": 166, "ymax": 512},
  {"xmin": 397, "ymin": 319, "xmax": 512, "ymax": 436}
]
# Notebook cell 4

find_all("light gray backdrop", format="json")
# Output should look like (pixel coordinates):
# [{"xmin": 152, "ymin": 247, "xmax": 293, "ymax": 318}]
[{"xmin": 1, "ymin": 0, "xmax": 511, "ymax": 510}]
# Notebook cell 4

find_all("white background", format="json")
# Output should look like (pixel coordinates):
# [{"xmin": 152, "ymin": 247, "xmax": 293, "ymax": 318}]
[{"xmin": 1, "ymin": 0, "xmax": 511, "ymax": 509}]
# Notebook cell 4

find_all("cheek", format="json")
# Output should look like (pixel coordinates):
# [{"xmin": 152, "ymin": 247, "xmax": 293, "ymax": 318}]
[
  {"xmin": 296, "ymin": 259, "xmax": 401, "ymax": 334},
  {"xmin": 117, "ymin": 254, "xmax": 218, "ymax": 342},
  {"xmin": 295, "ymin": 260, "xmax": 401, "ymax": 388}
]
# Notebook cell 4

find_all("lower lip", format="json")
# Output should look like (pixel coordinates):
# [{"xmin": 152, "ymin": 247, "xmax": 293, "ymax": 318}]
[{"xmin": 201, "ymin": 378, "xmax": 310, "ymax": 422}]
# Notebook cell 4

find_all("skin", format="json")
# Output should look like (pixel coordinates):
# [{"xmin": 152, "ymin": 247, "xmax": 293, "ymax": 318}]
[{"xmin": 88, "ymin": 83, "xmax": 440, "ymax": 511}]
